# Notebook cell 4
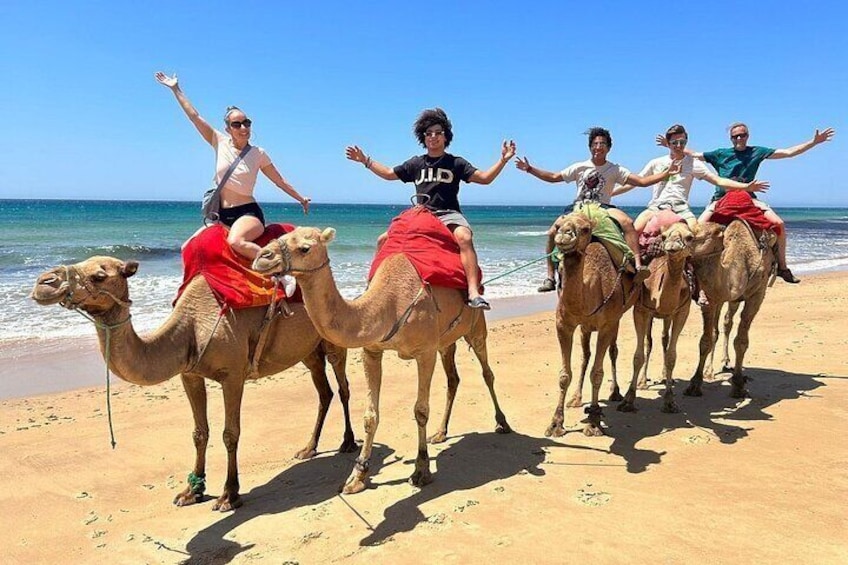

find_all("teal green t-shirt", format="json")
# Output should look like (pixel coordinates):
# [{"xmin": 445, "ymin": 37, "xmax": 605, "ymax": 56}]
[{"xmin": 703, "ymin": 146, "xmax": 775, "ymax": 201}]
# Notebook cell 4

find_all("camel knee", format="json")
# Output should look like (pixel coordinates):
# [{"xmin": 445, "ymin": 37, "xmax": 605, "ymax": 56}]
[
  {"xmin": 222, "ymin": 429, "xmax": 240, "ymax": 453},
  {"xmin": 558, "ymin": 369, "xmax": 571, "ymax": 392},
  {"xmin": 414, "ymin": 403, "xmax": 430, "ymax": 427},
  {"xmin": 192, "ymin": 428, "xmax": 209, "ymax": 448},
  {"xmin": 363, "ymin": 413, "xmax": 378, "ymax": 435}
]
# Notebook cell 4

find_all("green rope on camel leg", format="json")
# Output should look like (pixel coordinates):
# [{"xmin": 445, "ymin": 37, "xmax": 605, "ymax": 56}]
[{"xmin": 187, "ymin": 471, "xmax": 207, "ymax": 497}]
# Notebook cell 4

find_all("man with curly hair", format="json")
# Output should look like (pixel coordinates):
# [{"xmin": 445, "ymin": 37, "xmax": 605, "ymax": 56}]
[
  {"xmin": 517, "ymin": 127, "xmax": 677, "ymax": 293},
  {"xmin": 346, "ymin": 108, "xmax": 516, "ymax": 310}
]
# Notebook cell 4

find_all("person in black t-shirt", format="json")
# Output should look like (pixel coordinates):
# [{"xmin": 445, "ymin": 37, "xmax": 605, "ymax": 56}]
[{"xmin": 346, "ymin": 108, "xmax": 516, "ymax": 310}]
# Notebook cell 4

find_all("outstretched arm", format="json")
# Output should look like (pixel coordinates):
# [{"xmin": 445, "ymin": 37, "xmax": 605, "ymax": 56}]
[
  {"xmin": 655, "ymin": 135, "xmax": 704, "ymax": 159},
  {"xmin": 624, "ymin": 160, "xmax": 681, "ymax": 187},
  {"xmin": 612, "ymin": 184, "xmax": 637, "ymax": 196},
  {"xmin": 470, "ymin": 140, "xmax": 516, "ymax": 184},
  {"xmin": 345, "ymin": 145, "xmax": 399, "ymax": 180},
  {"xmin": 704, "ymin": 171, "xmax": 770, "ymax": 194},
  {"xmin": 769, "ymin": 128, "xmax": 835, "ymax": 159},
  {"xmin": 260, "ymin": 164, "xmax": 311, "ymax": 214},
  {"xmin": 514, "ymin": 156, "xmax": 564, "ymax": 183},
  {"xmin": 154, "ymin": 72, "xmax": 215, "ymax": 146}
]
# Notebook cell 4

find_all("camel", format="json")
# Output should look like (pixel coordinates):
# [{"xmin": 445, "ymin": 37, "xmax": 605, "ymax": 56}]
[
  {"xmin": 31, "ymin": 256, "xmax": 356, "ymax": 512},
  {"xmin": 619, "ymin": 222, "xmax": 695, "ymax": 414},
  {"xmin": 545, "ymin": 212, "xmax": 639, "ymax": 437},
  {"xmin": 686, "ymin": 221, "xmax": 777, "ymax": 398},
  {"xmin": 252, "ymin": 227, "xmax": 511, "ymax": 494}
]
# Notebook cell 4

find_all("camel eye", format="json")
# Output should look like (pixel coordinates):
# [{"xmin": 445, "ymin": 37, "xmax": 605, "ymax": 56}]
[
  {"xmin": 685, "ymin": 234, "xmax": 694, "ymax": 242},
  {"xmin": 580, "ymin": 226, "xmax": 591, "ymax": 234},
  {"xmin": 92, "ymin": 271, "xmax": 107, "ymax": 282},
  {"xmin": 298, "ymin": 245, "xmax": 311, "ymax": 254}
]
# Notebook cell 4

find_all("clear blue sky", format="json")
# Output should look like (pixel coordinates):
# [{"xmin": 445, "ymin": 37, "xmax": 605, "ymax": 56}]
[{"xmin": 1, "ymin": 1, "xmax": 844, "ymax": 207}]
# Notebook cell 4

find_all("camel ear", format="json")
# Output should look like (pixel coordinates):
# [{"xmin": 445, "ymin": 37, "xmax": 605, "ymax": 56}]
[
  {"xmin": 320, "ymin": 227, "xmax": 336, "ymax": 244},
  {"xmin": 122, "ymin": 261, "xmax": 139, "ymax": 278}
]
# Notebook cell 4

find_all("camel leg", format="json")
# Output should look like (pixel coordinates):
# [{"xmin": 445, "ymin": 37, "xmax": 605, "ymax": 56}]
[
  {"xmin": 429, "ymin": 342, "xmax": 459, "ymax": 444},
  {"xmin": 620, "ymin": 309, "xmax": 650, "ymax": 413},
  {"xmin": 661, "ymin": 305, "xmax": 690, "ymax": 413},
  {"xmin": 466, "ymin": 330, "xmax": 512, "ymax": 435},
  {"xmin": 566, "ymin": 327, "xmax": 591, "ymax": 407},
  {"xmin": 686, "ymin": 304, "xmax": 721, "ymax": 397},
  {"xmin": 547, "ymin": 323, "xmax": 575, "ymax": 437},
  {"xmin": 325, "ymin": 342, "xmax": 356, "ymax": 454},
  {"xmin": 174, "ymin": 375, "xmax": 209, "ymax": 507},
  {"xmin": 608, "ymin": 327, "xmax": 623, "ymax": 401},
  {"xmin": 585, "ymin": 329, "xmax": 615, "ymax": 436},
  {"xmin": 294, "ymin": 348, "xmax": 334, "ymax": 460},
  {"xmin": 721, "ymin": 301, "xmax": 740, "ymax": 373},
  {"xmin": 213, "ymin": 377, "xmax": 245, "ymax": 511},
  {"xmin": 637, "ymin": 317, "xmax": 654, "ymax": 389},
  {"xmin": 342, "ymin": 349, "xmax": 383, "ymax": 495},
  {"xmin": 410, "ymin": 351, "xmax": 437, "ymax": 488},
  {"xmin": 730, "ymin": 293, "xmax": 766, "ymax": 398}
]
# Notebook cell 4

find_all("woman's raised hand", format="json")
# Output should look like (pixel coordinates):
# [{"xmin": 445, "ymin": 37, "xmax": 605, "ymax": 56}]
[{"xmin": 154, "ymin": 71, "xmax": 178, "ymax": 89}]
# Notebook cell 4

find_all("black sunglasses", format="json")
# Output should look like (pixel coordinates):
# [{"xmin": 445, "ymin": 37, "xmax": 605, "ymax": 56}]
[
  {"xmin": 229, "ymin": 118, "xmax": 252, "ymax": 129},
  {"xmin": 731, "ymin": 133, "xmax": 748, "ymax": 140}
]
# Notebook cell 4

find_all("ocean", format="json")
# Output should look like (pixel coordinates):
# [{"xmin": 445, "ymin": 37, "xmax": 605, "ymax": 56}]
[{"xmin": 3, "ymin": 199, "xmax": 848, "ymax": 343}]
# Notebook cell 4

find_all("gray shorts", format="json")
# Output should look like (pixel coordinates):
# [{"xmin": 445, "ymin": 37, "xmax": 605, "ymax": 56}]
[
  {"xmin": 648, "ymin": 200, "xmax": 696, "ymax": 221},
  {"xmin": 432, "ymin": 209, "xmax": 472, "ymax": 231}
]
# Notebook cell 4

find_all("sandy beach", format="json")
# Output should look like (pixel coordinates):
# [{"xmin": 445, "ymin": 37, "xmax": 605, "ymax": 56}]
[{"xmin": 2, "ymin": 272, "xmax": 847, "ymax": 564}]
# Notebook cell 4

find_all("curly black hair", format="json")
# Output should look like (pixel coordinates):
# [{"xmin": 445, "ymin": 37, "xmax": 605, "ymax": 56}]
[
  {"xmin": 413, "ymin": 108, "xmax": 454, "ymax": 148},
  {"xmin": 585, "ymin": 127, "xmax": 612, "ymax": 149}
]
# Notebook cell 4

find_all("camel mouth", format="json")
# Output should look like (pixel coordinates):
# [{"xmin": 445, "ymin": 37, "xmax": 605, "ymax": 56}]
[
  {"xmin": 252, "ymin": 251, "xmax": 283, "ymax": 275},
  {"xmin": 554, "ymin": 233, "xmax": 579, "ymax": 254},
  {"xmin": 30, "ymin": 273, "xmax": 70, "ymax": 306}
]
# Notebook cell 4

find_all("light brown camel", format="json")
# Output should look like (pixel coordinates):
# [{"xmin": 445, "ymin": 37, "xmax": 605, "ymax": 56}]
[
  {"xmin": 31, "ymin": 256, "xmax": 356, "ymax": 511},
  {"xmin": 252, "ymin": 227, "xmax": 511, "ymax": 494},
  {"xmin": 686, "ymin": 221, "xmax": 777, "ymax": 398},
  {"xmin": 545, "ymin": 212, "xmax": 639, "ymax": 437},
  {"xmin": 619, "ymin": 222, "xmax": 695, "ymax": 413}
]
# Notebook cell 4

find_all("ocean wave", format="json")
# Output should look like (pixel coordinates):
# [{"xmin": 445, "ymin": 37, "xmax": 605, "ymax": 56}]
[
  {"xmin": 512, "ymin": 231, "xmax": 549, "ymax": 237},
  {"xmin": 792, "ymin": 255, "xmax": 848, "ymax": 273}
]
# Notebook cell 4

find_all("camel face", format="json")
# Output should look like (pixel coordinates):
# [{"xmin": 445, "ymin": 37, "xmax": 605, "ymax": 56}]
[
  {"xmin": 554, "ymin": 215, "xmax": 593, "ymax": 255},
  {"xmin": 661, "ymin": 223, "xmax": 695, "ymax": 256},
  {"xmin": 253, "ymin": 227, "xmax": 335, "ymax": 276},
  {"xmin": 31, "ymin": 256, "xmax": 137, "ymax": 314},
  {"xmin": 690, "ymin": 223, "xmax": 724, "ymax": 258}
]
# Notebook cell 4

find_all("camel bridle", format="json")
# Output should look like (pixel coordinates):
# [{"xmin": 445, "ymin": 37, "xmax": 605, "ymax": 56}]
[
  {"xmin": 58, "ymin": 264, "xmax": 132, "ymax": 313},
  {"xmin": 267, "ymin": 237, "xmax": 330, "ymax": 275}
]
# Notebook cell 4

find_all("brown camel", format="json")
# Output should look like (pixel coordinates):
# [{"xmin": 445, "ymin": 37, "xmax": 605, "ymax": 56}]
[
  {"xmin": 31, "ymin": 256, "xmax": 356, "ymax": 511},
  {"xmin": 546, "ymin": 212, "xmax": 639, "ymax": 437},
  {"xmin": 686, "ymin": 221, "xmax": 777, "ymax": 398},
  {"xmin": 619, "ymin": 222, "xmax": 695, "ymax": 413},
  {"xmin": 252, "ymin": 227, "xmax": 511, "ymax": 494}
]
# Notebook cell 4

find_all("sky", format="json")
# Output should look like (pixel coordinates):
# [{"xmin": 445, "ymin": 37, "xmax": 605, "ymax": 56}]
[{"xmin": 1, "ymin": 1, "xmax": 845, "ymax": 207}]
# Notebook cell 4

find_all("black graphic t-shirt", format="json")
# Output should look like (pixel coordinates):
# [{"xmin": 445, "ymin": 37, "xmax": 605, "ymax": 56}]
[{"xmin": 393, "ymin": 153, "xmax": 477, "ymax": 212}]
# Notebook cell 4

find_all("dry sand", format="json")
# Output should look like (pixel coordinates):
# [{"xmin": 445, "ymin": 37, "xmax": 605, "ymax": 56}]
[{"xmin": 2, "ymin": 272, "xmax": 847, "ymax": 564}]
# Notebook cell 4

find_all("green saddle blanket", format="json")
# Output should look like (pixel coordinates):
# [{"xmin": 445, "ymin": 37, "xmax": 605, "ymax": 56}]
[{"xmin": 571, "ymin": 202, "xmax": 633, "ymax": 269}]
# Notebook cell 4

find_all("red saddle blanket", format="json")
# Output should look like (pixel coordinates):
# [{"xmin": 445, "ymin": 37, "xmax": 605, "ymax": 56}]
[
  {"xmin": 638, "ymin": 210, "xmax": 684, "ymax": 251},
  {"xmin": 176, "ymin": 223, "xmax": 300, "ymax": 309},
  {"xmin": 711, "ymin": 191, "xmax": 781, "ymax": 234},
  {"xmin": 368, "ymin": 207, "xmax": 480, "ymax": 291}
]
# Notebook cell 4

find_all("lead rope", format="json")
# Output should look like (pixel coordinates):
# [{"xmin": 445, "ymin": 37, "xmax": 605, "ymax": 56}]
[
  {"xmin": 71, "ymin": 309, "xmax": 131, "ymax": 449},
  {"xmin": 480, "ymin": 251, "xmax": 555, "ymax": 286}
]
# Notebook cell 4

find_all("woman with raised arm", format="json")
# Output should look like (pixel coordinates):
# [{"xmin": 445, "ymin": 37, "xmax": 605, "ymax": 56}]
[{"xmin": 155, "ymin": 71, "xmax": 310, "ymax": 259}]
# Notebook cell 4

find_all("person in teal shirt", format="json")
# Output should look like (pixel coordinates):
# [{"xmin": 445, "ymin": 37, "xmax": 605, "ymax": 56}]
[{"xmin": 659, "ymin": 122, "xmax": 835, "ymax": 283}]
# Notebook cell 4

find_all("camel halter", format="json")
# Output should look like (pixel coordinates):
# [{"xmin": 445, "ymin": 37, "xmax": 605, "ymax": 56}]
[
  {"xmin": 59, "ymin": 265, "xmax": 132, "ymax": 450},
  {"xmin": 267, "ymin": 237, "xmax": 330, "ymax": 275}
]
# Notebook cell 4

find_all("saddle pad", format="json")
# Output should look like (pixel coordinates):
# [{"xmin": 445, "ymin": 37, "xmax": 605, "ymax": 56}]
[
  {"xmin": 712, "ymin": 191, "xmax": 779, "ymax": 234},
  {"xmin": 573, "ymin": 202, "xmax": 633, "ymax": 267},
  {"xmin": 176, "ymin": 223, "xmax": 301, "ymax": 309},
  {"xmin": 368, "ymin": 207, "xmax": 481, "ymax": 292}
]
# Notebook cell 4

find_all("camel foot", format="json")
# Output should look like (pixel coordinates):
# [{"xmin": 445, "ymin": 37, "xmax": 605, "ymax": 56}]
[
  {"xmin": 409, "ymin": 468, "xmax": 433, "ymax": 488},
  {"xmin": 338, "ymin": 435, "xmax": 358, "ymax": 454},
  {"xmin": 616, "ymin": 401, "xmax": 637, "ymax": 413},
  {"xmin": 683, "ymin": 384, "xmax": 703, "ymax": 397},
  {"xmin": 636, "ymin": 379, "xmax": 650, "ymax": 391},
  {"xmin": 341, "ymin": 474, "xmax": 367, "ymax": 495},
  {"xmin": 294, "ymin": 446, "xmax": 318, "ymax": 460},
  {"xmin": 566, "ymin": 396, "xmax": 583, "ymax": 408},
  {"xmin": 583, "ymin": 423, "xmax": 605, "ymax": 437},
  {"xmin": 495, "ymin": 420, "xmax": 513, "ymax": 434},
  {"xmin": 173, "ymin": 489, "xmax": 201, "ymax": 507},
  {"xmin": 545, "ymin": 422, "xmax": 566, "ymax": 438},
  {"xmin": 608, "ymin": 390, "xmax": 624, "ymax": 402},
  {"xmin": 428, "ymin": 430, "xmax": 448, "ymax": 444},
  {"xmin": 212, "ymin": 493, "xmax": 242, "ymax": 512},
  {"xmin": 661, "ymin": 401, "xmax": 680, "ymax": 414}
]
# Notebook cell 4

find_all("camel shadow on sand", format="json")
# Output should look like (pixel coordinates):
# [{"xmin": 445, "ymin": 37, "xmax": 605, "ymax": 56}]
[
  {"xmin": 594, "ymin": 367, "xmax": 827, "ymax": 474},
  {"xmin": 182, "ymin": 444, "xmax": 397, "ymax": 564}
]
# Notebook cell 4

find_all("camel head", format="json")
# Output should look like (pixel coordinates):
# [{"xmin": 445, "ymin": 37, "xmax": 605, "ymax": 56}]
[
  {"xmin": 690, "ymin": 222, "xmax": 725, "ymax": 258},
  {"xmin": 31, "ymin": 256, "xmax": 137, "ymax": 316},
  {"xmin": 660, "ymin": 222, "xmax": 695, "ymax": 256},
  {"xmin": 553, "ymin": 213, "xmax": 594, "ymax": 256},
  {"xmin": 253, "ymin": 227, "xmax": 335, "ymax": 276}
]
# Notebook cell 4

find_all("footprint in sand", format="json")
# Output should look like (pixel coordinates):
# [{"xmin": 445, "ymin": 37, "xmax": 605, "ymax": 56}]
[{"xmin": 575, "ymin": 486, "xmax": 611, "ymax": 507}]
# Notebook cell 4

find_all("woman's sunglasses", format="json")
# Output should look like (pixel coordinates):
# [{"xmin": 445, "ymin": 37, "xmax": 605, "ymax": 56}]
[{"xmin": 229, "ymin": 119, "xmax": 252, "ymax": 129}]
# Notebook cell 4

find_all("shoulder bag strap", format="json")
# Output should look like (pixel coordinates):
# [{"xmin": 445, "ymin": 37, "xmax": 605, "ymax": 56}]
[{"xmin": 215, "ymin": 143, "xmax": 253, "ymax": 193}]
